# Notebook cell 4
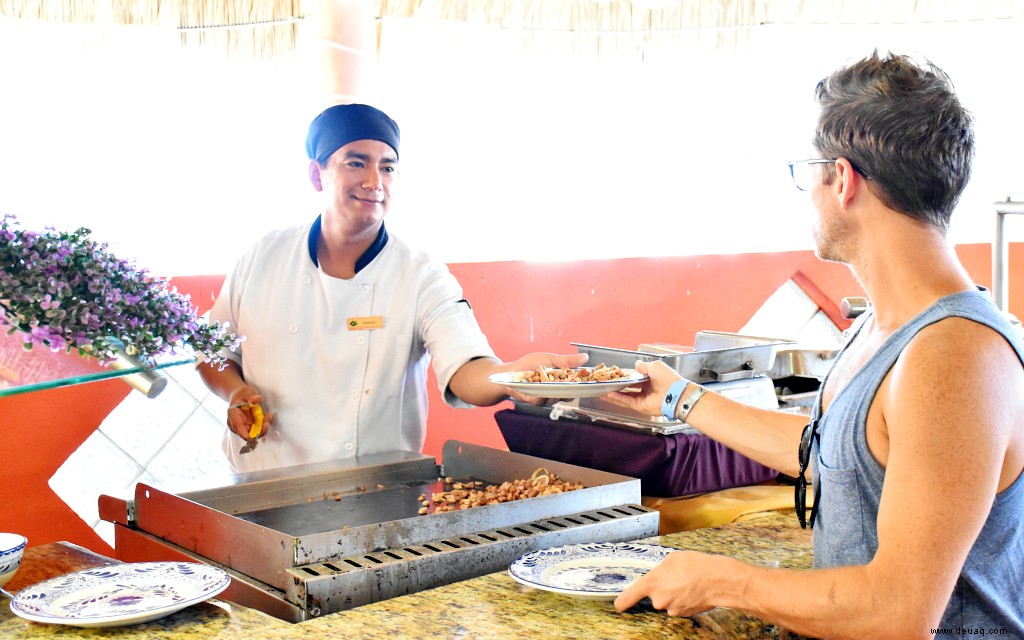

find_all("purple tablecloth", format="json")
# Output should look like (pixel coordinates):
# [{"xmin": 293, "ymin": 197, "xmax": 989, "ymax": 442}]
[{"xmin": 495, "ymin": 409, "xmax": 779, "ymax": 498}]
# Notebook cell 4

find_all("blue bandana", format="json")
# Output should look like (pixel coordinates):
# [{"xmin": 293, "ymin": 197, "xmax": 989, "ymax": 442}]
[{"xmin": 304, "ymin": 104, "xmax": 401, "ymax": 164}]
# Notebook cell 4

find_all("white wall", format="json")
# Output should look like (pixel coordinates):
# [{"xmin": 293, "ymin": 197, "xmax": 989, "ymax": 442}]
[{"xmin": 1, "ymin": 16, "xmax": 1022, "ymax": 276}]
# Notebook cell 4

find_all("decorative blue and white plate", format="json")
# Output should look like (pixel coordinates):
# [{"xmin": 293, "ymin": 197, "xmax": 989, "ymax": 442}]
[
  {"xmin": 508, "ymin": 542, "xmax": 676, "ymax": 600},
  {"xmin": 10, "ymin": 561, "xmax": 231, "ymax": 628}
]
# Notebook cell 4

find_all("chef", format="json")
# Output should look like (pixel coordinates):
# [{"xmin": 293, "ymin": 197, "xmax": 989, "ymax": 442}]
[{"xmin": 199, "ymin": 103, "xmax": 584, "ymax": 473}]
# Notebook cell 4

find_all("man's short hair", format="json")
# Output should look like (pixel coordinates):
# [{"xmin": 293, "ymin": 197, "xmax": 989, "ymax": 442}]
[{"xmin": 813, "ymin": 51, "xmax": 974, "ymax": 230}]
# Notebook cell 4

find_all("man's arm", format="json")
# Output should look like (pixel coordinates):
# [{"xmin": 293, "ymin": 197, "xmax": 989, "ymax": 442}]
[
  {"xmin": 604, "ymin": 360, "xmax": 808, "ymax": 475},
  {"xmin": 616, "ymin": 319, "xmax": 1020, "ymax": 639}
]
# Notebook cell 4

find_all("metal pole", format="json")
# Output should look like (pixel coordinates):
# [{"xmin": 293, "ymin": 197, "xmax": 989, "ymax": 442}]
[{"xmin": 993, "ymin": 198, "xmax": 1024, "ymax": 312}]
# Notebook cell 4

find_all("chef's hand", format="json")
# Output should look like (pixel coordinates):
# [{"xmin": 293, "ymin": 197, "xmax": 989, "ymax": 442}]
[
  {"xmin": 500, "ymin": 351, "xmax": 590, "ymax": 405},
  {"xmin": 227, "ymin": 386, "xmax": 272, "ymax": 441},
  {"xmin": 614, "ymin": 550, "xmax": 720, "ymax": 617},
  {"xmin": 602, "ymin": 360, "xmax": 683, "ymax": 417}
]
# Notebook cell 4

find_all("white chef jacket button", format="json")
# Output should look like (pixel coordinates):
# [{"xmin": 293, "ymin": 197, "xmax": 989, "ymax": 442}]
[
  {"xmin": 289, "ymin": 324, "xmax": 299, "ymax": 334},
  {"xmin": 362, "ymin": 285, "xmax": 370, "ymax": 294},
  {"xmin": 349, "ymin": 389, "xmax": 359, "ymax": 399},
  {"xmin": 302, "ymin": 275, "xmax": 312, "ymax": 284},
  {"xmin": 356, "ymin": 336, "xmax": 366, "ymax": 345},
  {"xmin": 344, "ymin": 442, "xmax": 355, "ymax": 451}
]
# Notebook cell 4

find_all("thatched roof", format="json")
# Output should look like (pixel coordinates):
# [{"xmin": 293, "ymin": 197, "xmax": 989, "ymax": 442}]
[
  {"xmin": 1, "ymin": 1, "xmax": 1022, "ymax": 59},
  {"xmin": 0, "ymin": 0, "xmax": 305, "ymax": 58}
]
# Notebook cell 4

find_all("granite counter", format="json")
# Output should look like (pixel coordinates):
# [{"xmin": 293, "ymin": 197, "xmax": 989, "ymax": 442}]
[{"xmin": 1, "ymin": 512, "xmax": 812, "ymax": 639}]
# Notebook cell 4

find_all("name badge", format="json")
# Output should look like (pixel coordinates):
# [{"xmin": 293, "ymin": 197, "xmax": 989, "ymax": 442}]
[{"xmin": 347, "ymin": 316, "xmax": 384, "ymax": 330}]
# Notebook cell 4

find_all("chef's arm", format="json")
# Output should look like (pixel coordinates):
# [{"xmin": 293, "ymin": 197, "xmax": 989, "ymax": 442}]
[
  {"xmin": 198, "ymin": 359, "xmax": 248, "ymax": 403},
  {"xmin": 448, "ymin": 352, "xmax": 590, "ymax": 407},
  {"xmin": 198, "ymin": 360, "xmax": 267, "ymax": 440},
  {"xmin": 604, "ymin": 360, "xmax": 807, "ymax": 476}
]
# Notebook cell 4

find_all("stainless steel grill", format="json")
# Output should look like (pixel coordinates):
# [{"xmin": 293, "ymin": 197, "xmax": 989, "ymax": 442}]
[{"xmin": 99, "ymin": 440, "xmax": 658, "ymax": 622}]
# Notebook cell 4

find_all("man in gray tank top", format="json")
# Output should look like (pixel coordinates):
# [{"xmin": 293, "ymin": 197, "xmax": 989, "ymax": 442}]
[{"xmin": 606, "ymin": 51, "xmax": 1024, "ymax": 638}]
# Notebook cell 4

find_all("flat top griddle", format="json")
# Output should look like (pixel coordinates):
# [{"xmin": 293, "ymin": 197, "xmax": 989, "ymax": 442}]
[{"xmin": 235, "ymin": 477, "xmax": 497, "ymax": 535}]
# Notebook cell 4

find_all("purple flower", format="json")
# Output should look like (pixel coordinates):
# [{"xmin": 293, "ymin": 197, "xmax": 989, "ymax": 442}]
[
  {"xmin": 39, "ymin": 294, "xmax": 59, "ymax": 311},
  {"xmin": 0, "ymin": 213, "xmax": 239, "ymax": 366}
]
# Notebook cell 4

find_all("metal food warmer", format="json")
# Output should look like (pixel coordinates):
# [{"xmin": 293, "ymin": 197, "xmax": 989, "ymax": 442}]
[
  {"xmin": 98, "ymin": 440, "xmax": 658, "ymax": 623},
  {"xmin": 526, "ymin": 331, "xmax": 802, "ymax": 434}
]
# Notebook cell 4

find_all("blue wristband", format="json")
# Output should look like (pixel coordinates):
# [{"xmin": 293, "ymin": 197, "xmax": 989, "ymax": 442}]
[
  {"xmin": 661, "ymin": 379, "xmax": 708, "ymax": 422},
  {"xmin": 661, "ymin": 380, "xmax": 689, "ymax": 420}
]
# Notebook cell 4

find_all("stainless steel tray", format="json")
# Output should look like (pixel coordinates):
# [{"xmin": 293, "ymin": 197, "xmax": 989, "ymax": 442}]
[
  {"xmin": 573, "ymin": 331, "xmax": 795, "ymax": 384},
  {"xmin": 521, "ymin": 375, "xmax": 780, "ymax": 436},
  {"xmin": 125, "ymin": 441, "xmax": 644, "ymax": 593}
]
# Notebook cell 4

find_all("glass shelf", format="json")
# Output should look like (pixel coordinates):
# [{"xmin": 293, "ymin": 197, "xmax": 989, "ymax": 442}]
[{"xmin": 0, "ymin": 329, "xmax": 195, "ymax": 398}]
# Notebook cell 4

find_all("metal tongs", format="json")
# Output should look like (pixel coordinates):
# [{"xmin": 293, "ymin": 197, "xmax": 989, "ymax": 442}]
[{"xmin": 234, "ymin": 402, "xmax": 264, "ymax": 455}]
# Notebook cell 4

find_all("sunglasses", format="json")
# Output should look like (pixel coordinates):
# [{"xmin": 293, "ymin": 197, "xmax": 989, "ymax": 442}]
[{"xmin": 795, "ymin": 413, "xmax": 821, "ymax": 529}]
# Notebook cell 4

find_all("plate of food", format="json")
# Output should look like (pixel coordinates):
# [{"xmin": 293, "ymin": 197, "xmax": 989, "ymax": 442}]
[
  {"xmin": 489, "ymin": 364, "xmax": 648, "ymax": 398},
  {"xmin": 9, "ymin": 561, "xmax": 231, "ymax": 628},
  {"xmin": 508, "ymin": 542, "xmax": 676, "ymax": 600}
]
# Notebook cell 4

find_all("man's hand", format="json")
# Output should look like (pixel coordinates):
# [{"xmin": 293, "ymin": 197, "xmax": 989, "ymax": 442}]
[
  {"xmin": 227, "ymin": 386, "xmax": 272, "ymax": 441},
  {"xmin": 614, "ymin": 550, "xmax": 722, "ymax": 617},
  {"xmin": 602, "ymin": 360, "xmax": 684, "ymax": 417}
]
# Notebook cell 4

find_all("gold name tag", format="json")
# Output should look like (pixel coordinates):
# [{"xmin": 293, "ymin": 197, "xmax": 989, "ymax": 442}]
[{"xmin": 347, "ymin": 316, "xmax": 384, "ymax": 330}]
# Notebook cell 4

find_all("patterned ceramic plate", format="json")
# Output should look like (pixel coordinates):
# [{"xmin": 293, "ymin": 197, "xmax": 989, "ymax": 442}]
[
  {"xmin": 10, "ymin": 561, "xmax": 230, "ymax": 627},
  {"xmin": 489, "ymin": 369, "xmax": 648, "ymax": 398},
  {"xmin": 508, "ymin": 542, "xmax": 676, "ymax": 600}
]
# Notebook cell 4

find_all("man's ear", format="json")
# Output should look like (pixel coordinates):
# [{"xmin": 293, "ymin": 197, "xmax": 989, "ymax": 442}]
[
  {"xmin": 309, "ymin": 160, "xmax": 324, "ymax": 191},
  {"xmin": 833, "ymin": 157, "xmax": 864, "ymax": 208}
]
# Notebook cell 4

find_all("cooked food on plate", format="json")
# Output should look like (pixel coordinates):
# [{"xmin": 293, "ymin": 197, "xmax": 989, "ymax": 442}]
[{"xmin": 513, "ymin": 363, "xmax": 630, "ymax": 383}]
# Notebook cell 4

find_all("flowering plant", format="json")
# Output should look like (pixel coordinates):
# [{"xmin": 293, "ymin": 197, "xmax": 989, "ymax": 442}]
[{"xmin": 0, "ymin": 213, "xmax": 240, "ymax": 366}]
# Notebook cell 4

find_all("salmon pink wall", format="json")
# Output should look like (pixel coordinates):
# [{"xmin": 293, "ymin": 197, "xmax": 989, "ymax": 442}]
[{"xmin": 1, "ymin": 245, "xmax": 1019, "ymax": 554}]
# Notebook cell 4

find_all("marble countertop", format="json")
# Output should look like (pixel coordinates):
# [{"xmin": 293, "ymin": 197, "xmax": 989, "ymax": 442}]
[{"xmin": 1, "ymin": 512, "xmax": 812, "ymax": 639}]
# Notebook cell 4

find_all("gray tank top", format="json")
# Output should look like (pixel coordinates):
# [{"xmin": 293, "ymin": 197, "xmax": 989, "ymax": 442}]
[{"xmin": 811, "ymin": 289, "xmax": 1024, "ymax": 633}]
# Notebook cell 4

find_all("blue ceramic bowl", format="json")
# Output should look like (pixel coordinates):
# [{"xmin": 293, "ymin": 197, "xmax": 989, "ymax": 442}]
[{"xmin": 0, "ymin": 533, "xmax": 28, "ymax": 588}]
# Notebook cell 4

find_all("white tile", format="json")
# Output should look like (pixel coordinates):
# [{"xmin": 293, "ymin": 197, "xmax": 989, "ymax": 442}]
[
  {"xmin": 131, "ymin": 471, "xmax": 166, "ymax": 495},
  {"xmin": 202, "ymin": 392, "xmax": 229, "ymax": 416},
  {"xmin": 165, "ymin": 362, "xmax": 212, "ymax": 403},
  {"xmin": 98, "ymin": 380, "xmax": 198, "ymax": 466},
  {"xmin": 49, "ymin": 431, "xmax": 143, "ymax": 529},
  {"xmin": 93, "ymin": 520, "xmax": 115, "ymax": 549},
  {"xmin": 146, "ymin": 408, "xmax": 235, "ymax": 492}
]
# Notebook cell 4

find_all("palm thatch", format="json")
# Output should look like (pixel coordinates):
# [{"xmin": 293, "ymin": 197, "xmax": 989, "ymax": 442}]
[
  {"xmin": 1, "ymin": 1, "xmax": 1022, "ymax": 59},
  {"xmin": 0, "ymin": 0, "xmax": 305, "ymax": 58}
]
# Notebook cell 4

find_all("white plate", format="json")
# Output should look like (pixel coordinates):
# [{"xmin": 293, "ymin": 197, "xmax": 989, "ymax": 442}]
[
  {"xmin": 489, "ymin": 369, "xmax": 648, "ymax": 398},
  {"xmin": 10, "ymin": 561, "xmax": 230, "ymax": 628},
  {"xmin": 508, "ymin": 542, "xmax": 676, "ymax": 600}
]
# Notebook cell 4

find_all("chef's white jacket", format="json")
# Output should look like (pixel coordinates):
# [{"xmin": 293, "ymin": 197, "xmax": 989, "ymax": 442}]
[{"xmin": 209, "ymin": 221, "xmax": 496, "ymax": 473}]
